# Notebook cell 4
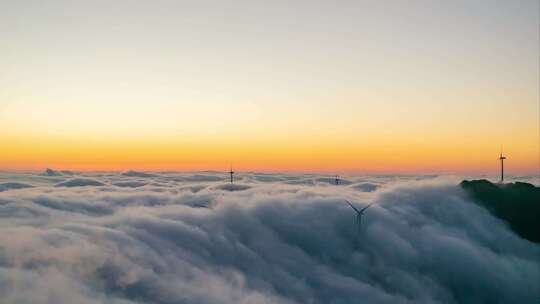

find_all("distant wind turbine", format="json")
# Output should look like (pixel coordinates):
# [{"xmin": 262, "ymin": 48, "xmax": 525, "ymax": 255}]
[
  {"xmin": 345, "ymin": 200, "xmax": 373, "ymax": 232},
  {"xmin": 499, "ymin": 151, "xmax": 506, "ymax": 184},
  {"xmin": 229, "ymin": 165, "xmax": 235, "ymax": 184}
]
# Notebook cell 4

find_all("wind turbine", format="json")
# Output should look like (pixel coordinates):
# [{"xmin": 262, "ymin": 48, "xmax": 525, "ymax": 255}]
[
  {"xmin": 229, "ymin": 165, "xmax": 235, "ymax": 184},
  {"xmin": 345, "ymin": 200, "xmax": 373, "ymax": 232},
  {"xmin": 499, "ymin": 151, "xmax": 506, "ymax": 184}
]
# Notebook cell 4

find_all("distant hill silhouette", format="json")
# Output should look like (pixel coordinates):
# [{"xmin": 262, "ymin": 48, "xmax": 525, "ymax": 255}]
[
  {"xmin": 44, "ymin": 168, "xmax": 62, "ymax": 176},
  {"xmin": 460, "ymin": 179, "xmax": 540, "ymax": 243},
  {"xmin": 122, "ymin": 170, "xmax": 156, "ymax": 178}
]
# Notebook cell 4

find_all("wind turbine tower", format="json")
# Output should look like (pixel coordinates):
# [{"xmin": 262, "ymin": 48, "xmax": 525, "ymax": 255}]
[
  {"xmin": 499, "ymin": 152, "xmax": 506, "ymax": 183},
  {"xmin": 229, "ymin": 166, "xmax": 235, "ymax": 184}
]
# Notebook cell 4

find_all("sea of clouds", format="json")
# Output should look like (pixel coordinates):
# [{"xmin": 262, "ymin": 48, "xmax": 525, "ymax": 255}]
[{"xmin": 0, "ymin": 171, "xmax": 538, "ymax": 304}]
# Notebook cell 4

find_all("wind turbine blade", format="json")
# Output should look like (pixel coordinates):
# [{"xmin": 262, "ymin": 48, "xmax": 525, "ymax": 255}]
[
  {"xmin": 359, "ymin": 203, "xmax": 374, "ymax": 213},
  {"xmin": 345, "ymin": 200, "xmax": 361, "ymax": 214}
]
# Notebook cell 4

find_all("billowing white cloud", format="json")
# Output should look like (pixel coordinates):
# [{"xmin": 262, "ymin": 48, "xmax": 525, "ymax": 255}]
[
  {"xmin": 55, "ymin": 178, "xmax": 106, "ymax": 187},
  {"xmin": 351, "ymin": 182, "xmax": 379, "ymax": 192},
  {"xmin": 112, "ymin": 181, "xmax": 148, "ymax": 188},
  {"xmin": 0, "ymin": 182, "xmax": 33, "ymax": 192},
  {"xmin": 0, "ymin": 173, "xmax": 538, "ymax": 304},
  {"xmin": 122, "ymin": 171, "xmax": 157, "ymax": 178}
]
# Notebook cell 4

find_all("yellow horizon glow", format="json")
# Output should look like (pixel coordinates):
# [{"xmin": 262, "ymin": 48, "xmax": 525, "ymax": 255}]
[{"xmin": 1, "ymin": 126, "xmax": 537, "ymax": 175}]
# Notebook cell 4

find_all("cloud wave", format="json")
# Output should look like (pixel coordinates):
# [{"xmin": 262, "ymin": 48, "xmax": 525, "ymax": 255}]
[
  {"xmin": 0, "ymin": 174, "xmax": 538, "ymax": 304},
  {"xmin": 55, "ymin": 178, "xmax": 106, "ymax": 187}
]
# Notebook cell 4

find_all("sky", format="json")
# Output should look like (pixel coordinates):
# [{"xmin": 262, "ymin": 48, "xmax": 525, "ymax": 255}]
[{"xmin": 0, "ymin": 0, "xmax": 538, "ymax": 174}]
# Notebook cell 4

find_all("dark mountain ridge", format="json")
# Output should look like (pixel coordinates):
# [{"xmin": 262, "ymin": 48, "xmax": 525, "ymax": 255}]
[{"xmin": 460, "ymin": 179, "xmax": 540, "ymax": 243}]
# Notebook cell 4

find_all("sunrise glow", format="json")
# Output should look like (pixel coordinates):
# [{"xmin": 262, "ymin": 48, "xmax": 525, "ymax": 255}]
[{"xmin": 1, "ymin": 1, "xmax": 538, "ymax": 175}]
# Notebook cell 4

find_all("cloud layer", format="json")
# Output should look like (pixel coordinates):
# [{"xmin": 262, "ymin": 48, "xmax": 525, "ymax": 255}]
[{"xmin": 0, "ymin": 172, "xmax": 538, "ymax": 304}]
